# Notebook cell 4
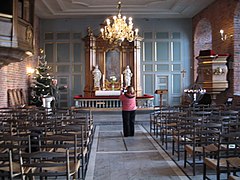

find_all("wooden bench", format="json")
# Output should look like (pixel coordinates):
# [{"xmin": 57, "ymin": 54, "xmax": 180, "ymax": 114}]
[{"xmin": 7, "ymin": 89, "xmax": 27, "ymax": 107}]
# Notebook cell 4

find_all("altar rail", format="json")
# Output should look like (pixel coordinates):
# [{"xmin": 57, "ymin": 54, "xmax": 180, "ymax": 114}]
[{"xmin": 74, "ymin": 95, "xmax": 154, "ymax": 109}]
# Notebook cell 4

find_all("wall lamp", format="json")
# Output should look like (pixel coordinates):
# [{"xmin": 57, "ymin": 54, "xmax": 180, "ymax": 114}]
[
  {"xmin": 220, "ymin": 29, "xmax": 233, "ymax": 41},
  {"xmin": 26, "ymin": 67, "xmax": 35, "ymax": 76},
  {"xmin": 25, "ymin": 51, "xmax": 33, "ymax": 56}
]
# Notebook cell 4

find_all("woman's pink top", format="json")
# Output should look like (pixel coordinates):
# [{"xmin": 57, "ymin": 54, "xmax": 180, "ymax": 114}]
[{"xmin": 119, "ymin": 93, "xmax": 137, "ymax": 111}]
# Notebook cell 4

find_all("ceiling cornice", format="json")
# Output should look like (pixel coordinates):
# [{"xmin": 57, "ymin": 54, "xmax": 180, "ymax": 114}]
[{"xmin": 35, "ymin": 0, "xmax": 216, "ymax": 19}]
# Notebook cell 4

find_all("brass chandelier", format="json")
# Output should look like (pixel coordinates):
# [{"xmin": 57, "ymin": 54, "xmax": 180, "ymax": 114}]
[{"xmin": 100, "ymin": 1, "xmax": 139, "ymax": 45}]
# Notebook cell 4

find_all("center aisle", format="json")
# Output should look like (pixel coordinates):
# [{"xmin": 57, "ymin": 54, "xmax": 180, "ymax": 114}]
[{"xmin": 85, "ymin": 123, "xmax": 189, "ymax": 180}]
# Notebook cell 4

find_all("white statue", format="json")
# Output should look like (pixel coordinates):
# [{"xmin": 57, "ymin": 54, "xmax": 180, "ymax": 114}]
[
  {"xmin": 92, "ymin": 65, "xmax": 102, "ymax": 88},
  {"xmin": 123, "ymin": 65, "xmax": 133, "ymax": 87}
]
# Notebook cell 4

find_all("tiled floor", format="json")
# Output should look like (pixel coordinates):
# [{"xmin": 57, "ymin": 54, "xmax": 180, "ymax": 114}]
[{"xmin": 85, "ymin": 112, "xmax": 189, "ymax": 180}]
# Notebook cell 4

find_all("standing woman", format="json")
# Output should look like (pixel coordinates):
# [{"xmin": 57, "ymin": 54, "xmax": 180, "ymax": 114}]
[{"xmin": 119, "ymin": 86, "xmax": 137, "ymax": 137}]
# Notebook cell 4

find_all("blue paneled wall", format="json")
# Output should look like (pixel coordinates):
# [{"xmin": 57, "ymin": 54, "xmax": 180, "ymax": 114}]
[{"xmin": 40, "ymin": 18, "xmax": 192, "ymax": 106}]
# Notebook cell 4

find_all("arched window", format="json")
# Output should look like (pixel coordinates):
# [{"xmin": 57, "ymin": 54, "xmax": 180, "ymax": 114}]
[{"xmin": 194, "ymin": 19, "xmax": 212, "ymax": 81}]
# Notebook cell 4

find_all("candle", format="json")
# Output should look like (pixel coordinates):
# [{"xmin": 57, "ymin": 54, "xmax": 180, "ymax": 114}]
[
  {"xmin": 121, "ymin": 74, "xmax": 123, "ymax": 88},
  {"xmin": 102, "ymin": 74, "xmax": 105, "ymax": 88}
]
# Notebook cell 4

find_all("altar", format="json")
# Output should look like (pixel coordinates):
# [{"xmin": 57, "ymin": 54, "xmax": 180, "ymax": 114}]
[
  {"xmin": 95, "ymin": 90, "xmax": 121, "ymax": 96},
  {"xmin": 83, "ymin": 27, "xmax": 142, "ymax": 97}
]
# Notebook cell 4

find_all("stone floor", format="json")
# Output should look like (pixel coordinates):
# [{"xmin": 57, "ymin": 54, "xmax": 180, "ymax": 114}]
[
  {"xmin": 85, "ymin": 110, "xmax": 238, "ymax": 180},
  {"xmin": 4, "ymin": 110, "xmax": 234, "ymax": 180},
  {"xmin": 85, "ymin": 111, "xmax": 189, "ymax": 180}
]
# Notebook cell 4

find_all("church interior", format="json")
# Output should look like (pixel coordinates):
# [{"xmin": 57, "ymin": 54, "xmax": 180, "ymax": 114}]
[{"xmin": 1, "ymin": 0, "xmax": 240, "ymax": 179}]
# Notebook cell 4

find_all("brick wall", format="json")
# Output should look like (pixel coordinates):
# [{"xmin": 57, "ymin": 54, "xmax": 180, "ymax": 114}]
[
  {"xmin": 233, "ymin": 2, "xmax": 240, "ymax": 106},
  {"xmin": 0, "ymin": 59, "xmax": 30, "ymax": 108},
  {"xmin": 192, "ymin": 0, "xmax": 239, "ymax": 105}
]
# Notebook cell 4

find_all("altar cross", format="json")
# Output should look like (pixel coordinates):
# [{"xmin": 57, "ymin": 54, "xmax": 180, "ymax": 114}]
[{"xmin": 181, "ymin": 69, "xmax": 186, "ymax": 78}]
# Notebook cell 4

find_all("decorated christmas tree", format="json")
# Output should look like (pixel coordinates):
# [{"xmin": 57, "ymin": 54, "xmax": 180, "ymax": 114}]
[{"xmin": 30, "ymin": 49, "xmax": 54, "ymax": 107}]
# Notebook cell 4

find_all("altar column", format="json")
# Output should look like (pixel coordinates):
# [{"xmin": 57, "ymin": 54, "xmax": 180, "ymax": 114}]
[
  {"xmin": 134, "ymin": 37, "xmax": 143, "ymax": 97},
  {"xmin": 83, "ymin": 28, "xmax": 96, "ymax": 97}
]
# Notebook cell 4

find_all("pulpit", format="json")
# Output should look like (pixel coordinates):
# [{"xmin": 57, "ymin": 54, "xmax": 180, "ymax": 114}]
[{"xmin": 197, "ymin": 50, "xmax": 229, "ymax": 99}]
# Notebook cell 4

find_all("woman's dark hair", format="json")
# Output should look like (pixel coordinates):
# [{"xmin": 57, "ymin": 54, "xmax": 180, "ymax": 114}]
[{"xmin": 126, "ymin": 86, "xmax": 135, "ymax": 95}]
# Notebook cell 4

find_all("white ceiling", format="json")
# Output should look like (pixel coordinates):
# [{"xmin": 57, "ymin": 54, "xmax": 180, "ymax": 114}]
[{"xmin": 35, "ymin": 0, "xmax": 216, "ymax": 19}]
